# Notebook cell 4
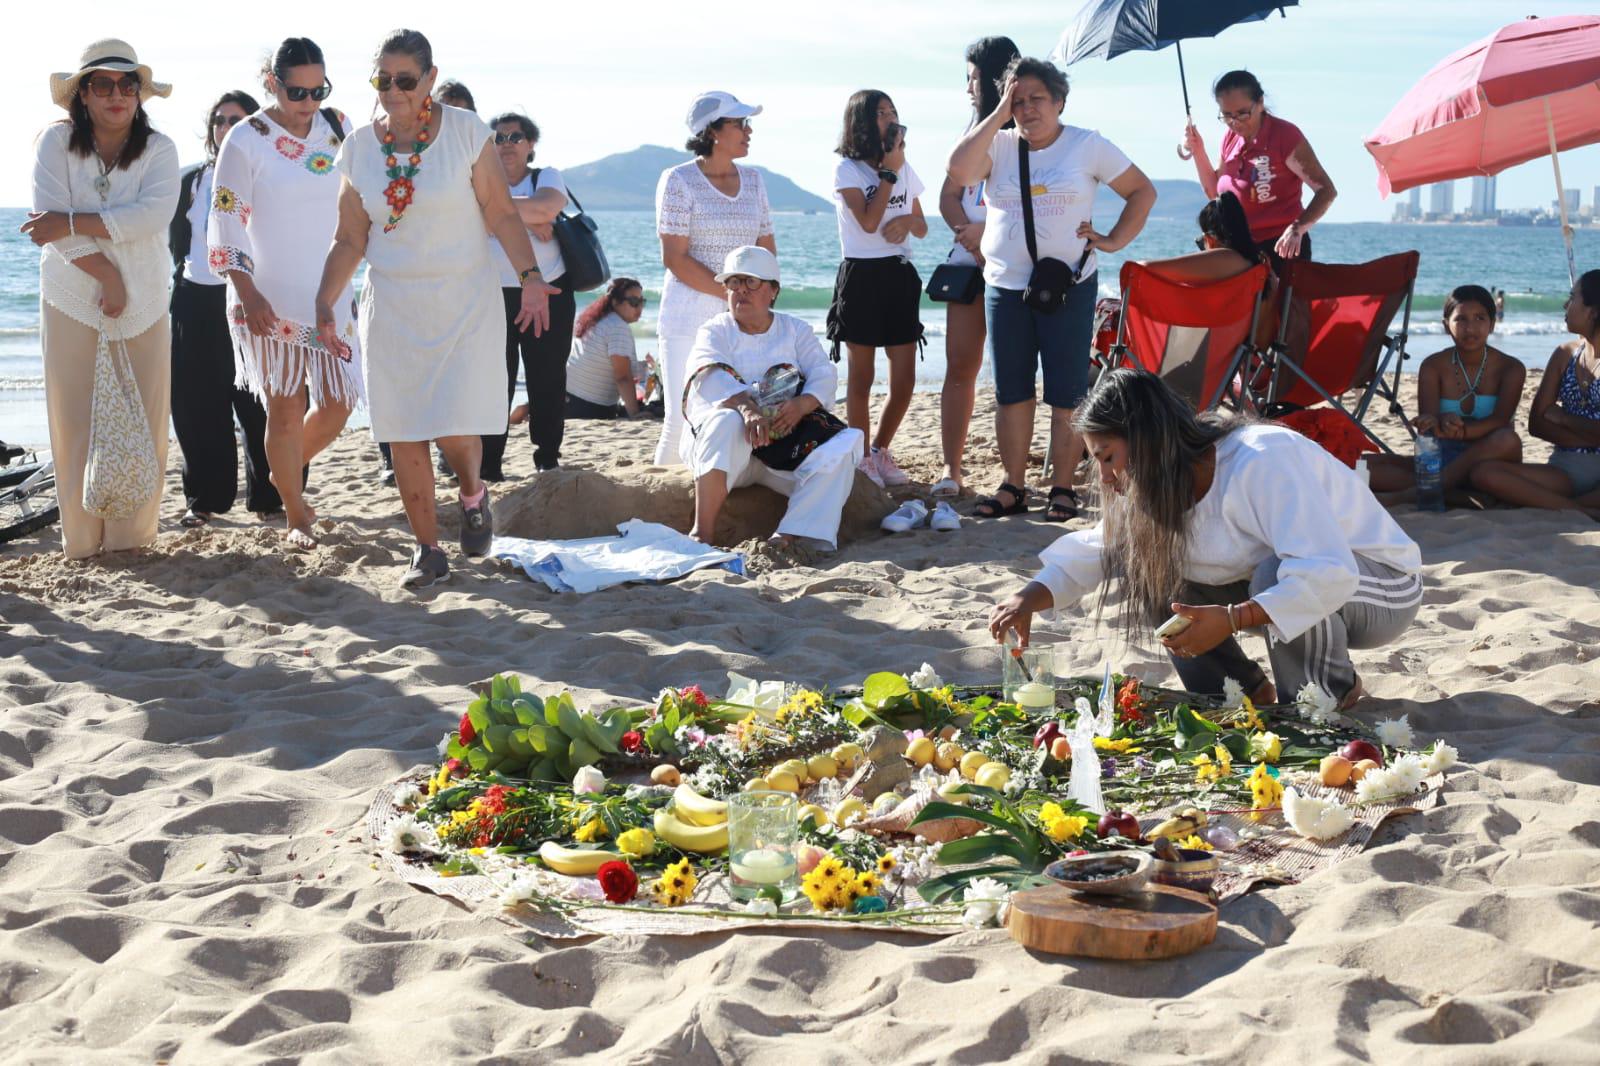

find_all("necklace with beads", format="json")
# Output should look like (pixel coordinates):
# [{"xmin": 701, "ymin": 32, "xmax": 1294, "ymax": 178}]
[{"xmin": 379, "ymin": 97, "xmax": 434, "ymax": 232}]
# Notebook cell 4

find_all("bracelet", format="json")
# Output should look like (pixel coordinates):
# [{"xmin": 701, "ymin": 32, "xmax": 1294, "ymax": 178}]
[
  {"xmin": 68, "ymin": 212, "xmax": 76, "ymax": 236},
  {"xmin": 1227, "ymin": 603, "xmax": 1240, "ymax": 635},
  {"xmin": 519, "ymin": 266, "xmax": 541, "ymax": 283}
]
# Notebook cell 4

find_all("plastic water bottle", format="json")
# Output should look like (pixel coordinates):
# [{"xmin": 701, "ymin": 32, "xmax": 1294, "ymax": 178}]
[
  {"xmin": 1354, "ymin": 456, "xmax": 1370, "ymax": 490},
  {"xmin": 1414, "ymin": 434, "xmax": 1445, "ymax": 512}
]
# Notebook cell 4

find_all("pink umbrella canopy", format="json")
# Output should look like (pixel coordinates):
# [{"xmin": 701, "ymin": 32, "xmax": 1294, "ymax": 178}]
[{"xmin": 1364, "ymin": 14, "xmax": 1600, "ymax": 196}]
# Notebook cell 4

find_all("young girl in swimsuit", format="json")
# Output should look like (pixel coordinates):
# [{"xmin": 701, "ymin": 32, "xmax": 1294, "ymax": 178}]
[{"xmin": 1368, "ymin": 284, "xmax": 1524, "ymax": 501}]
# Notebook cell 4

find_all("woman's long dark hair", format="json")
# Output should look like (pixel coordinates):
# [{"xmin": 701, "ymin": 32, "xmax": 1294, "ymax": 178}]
[
  {"xmin": 65, "ymin": 74, "xmax": 153, "ymax": 165},
  {"xmin": 1074, "ymin": 368, "xmax": 1247, "ymax": 633},
  {"xmin": 203, "ymin": 89, "xmax": 261, "ymax": 160},
  {"xmin": 1198, "ymin": 192, "xmax": 1260, "ymax": 264},
  {"xmin": 575, "ymin": 277, "xmax": 641, "ymax": 339},
  {"xmin": 966, "ymin": 35, "xmax": 1019, "ymax": 126},
  {"xmin": 836, "ymin": 89, "xmax": 892, "ymax": 163}
]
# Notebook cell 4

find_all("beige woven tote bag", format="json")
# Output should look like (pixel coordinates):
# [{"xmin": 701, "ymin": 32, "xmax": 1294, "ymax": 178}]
[{"xmin": 82, "ymin": 325, "xmax": 160, "ymax": 521}]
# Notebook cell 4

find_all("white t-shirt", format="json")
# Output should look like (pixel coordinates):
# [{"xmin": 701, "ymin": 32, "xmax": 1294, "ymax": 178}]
[
  {"xmin": 945, "ymin": 179, "xmax": 988, "ymax": 268},
  {"xmin": 566, "ymin": 312, "xmax": 639, "ymax": 406},
  {"xmin": 980, "ymin": 126, "xmax": 1132, "ymax": 290},
  {"xmin": 490, "ymin": 167, "xmax": 567, "ymax": 286},
  {"xmin": 1033, "ymin": 425, "xmax": 1421, "ymax": 644},
  {"xmin": 682, "ymin": 312, "xmax": 837, "ymax": 432},
  {"xmin": 832, "ymin": 158, "xmax": 924, "ymax": 259},
  {"xmin": 183, "ymin": 165, "xmax": 224, "ymax": 285}
]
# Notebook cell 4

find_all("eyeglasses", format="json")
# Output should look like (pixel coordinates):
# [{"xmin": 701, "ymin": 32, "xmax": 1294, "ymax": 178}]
[
  {"xmin": 369, "ymin": 73, "xmax": 422, "ymax": 93},
  {"xmin": 620, "ymin": 296, "xmax": 647, "ymax": 308},
  {"xmin": 1218, "ymin": 106, "xmax": 1256, "ymax": 123},
  {"xmin": 86, "ymin": 75, "xmax": 141, "ymax": 99},
  {"xmin": 211, "ymin": 113, "xmax": 245, "ymax": 129},
  {"xmin": 494, "ymin": 131, "xmax": 529, "ymax": 145},
  {"xmin": 283, "ymin": 80, "xmax": 333, "ymax": 103},
  {"xmin": 722, "ymin": 276, "xmax": 767, "ymax": 292}
]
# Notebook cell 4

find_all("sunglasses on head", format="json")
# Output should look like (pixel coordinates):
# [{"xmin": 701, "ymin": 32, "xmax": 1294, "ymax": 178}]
[
  {"xmin": 370, "ymin": 72, "xmax": 422, "ymax": 93},
  {"xmin": 211, "ymin": 113, "xmax": 245, "ymax": 129},
  {"xmin": 86, "ymin": 74, "xmax": 141, "ymax": 98},
  {"xmin": 494, "ymin": 131, "xmax": 529, "ymax": 145},
  {"xmin": 282, "ymin": 80, "xmax": 333, "ymax": 103}
]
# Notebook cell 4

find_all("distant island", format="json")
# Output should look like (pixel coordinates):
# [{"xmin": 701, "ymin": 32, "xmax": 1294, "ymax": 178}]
[{"xmin": 559, "ymin": 144, "xmax": 1210, "ymax": 219}]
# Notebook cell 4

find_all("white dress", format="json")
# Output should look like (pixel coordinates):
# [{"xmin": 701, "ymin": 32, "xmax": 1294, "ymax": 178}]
[
  {"xmin": 335, "ymin": 105, "xmax": 506, "ymax": 442},
  {"xmin": 209, "ymin": 109, "xmax": 362, "ymax": 408}
]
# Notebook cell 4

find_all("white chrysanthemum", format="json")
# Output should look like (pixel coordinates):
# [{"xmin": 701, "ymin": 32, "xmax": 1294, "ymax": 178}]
[
  {"xmin": 907, "ymin": 663, "xmax": 943, "ymax": 690},
  {"xmin": 391, "ymin": 784, "xmax": 422, "ymax": 810},
  {"xmin": 385, "ymin": 816, "xmax": 437, "ymax": 855},
  {"xmin": 1281, "ymin": 786, "xmax": 1356, "ymax": 841},
  {"xmin": 962, "ymin": 876, "xmax": 1009, "ymax": 926},
  {"xmin": 498, "ymin": 874, "xmax": 537, "ymax": 909},
  {"xmin": 1388, "ymin": 753, "xmax": 1429, "ymax": 794},
  {"xmin": 1355, "ymin": 766, "xmax": 1405, "ymax": 803},
  {"xmin": 1422, "ymin": 740, "xmax": 1458, "ymax": 775},
  {"xmin": 743, "ymin": 898, "xmax": 778, "ymax": 917},
  {"xmin": 1375, "ymin": 715, "xmax": 1415, "ymax": 750},
  {"xmin": 1220, "ymin": 677, "xmax": 1246, "ymax": 710},
  {"xmin": 1295, "ymin": 682, "xmax": 1338, "ymax": 725}
]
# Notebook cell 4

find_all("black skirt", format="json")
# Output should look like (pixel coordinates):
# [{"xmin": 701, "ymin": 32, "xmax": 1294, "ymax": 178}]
[{"xmin": 825, "ymin": 255, "xmax": 925, "ymax": 352}]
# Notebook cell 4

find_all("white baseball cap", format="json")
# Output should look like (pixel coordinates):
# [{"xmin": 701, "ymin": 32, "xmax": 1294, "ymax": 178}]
[
  {"xmin": 686, "ymin": 91, "xmax": 762, "ymax": 135},
  {"xmin": 714, "ymin": 246, "xmax": 780, "ymax": 285}
]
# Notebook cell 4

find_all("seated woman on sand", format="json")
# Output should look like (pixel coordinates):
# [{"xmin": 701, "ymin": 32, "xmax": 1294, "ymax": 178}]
[
  {"xmin": 988, "ymin": 368, "xmax": 1421, "ymax": 710},
  {"xmin": 1467, "ymin": 270, "xmax": 1600, "ymax": 519},
  {"xmin": 683, "ymin": 246, "xmax": 864, "ymax": 550},
  {"xmin": 1366, "ymin": 285, "xmax": 1524, "ymax": 500}
]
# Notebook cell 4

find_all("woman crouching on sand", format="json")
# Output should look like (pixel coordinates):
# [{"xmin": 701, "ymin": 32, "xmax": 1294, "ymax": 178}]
[{"xmin": 988, "ymin": 368, "xmax": 1422, "ymax": 709}]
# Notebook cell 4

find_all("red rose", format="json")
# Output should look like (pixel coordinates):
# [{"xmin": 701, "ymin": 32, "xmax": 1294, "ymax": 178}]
[
  {"xmin": 458, "ymin": 710, "xmax": 476, "ymax": 744},
  {"xmin": 596, "ymin": 860, "xmax": 638, "ymax": 903},
  {"xmin": 679, "ymin": 685, "xmax": 709, "ymax": 709},
  {"xmin": 621, "ymin": 730, "xmax": 643, "ymax": 753}
]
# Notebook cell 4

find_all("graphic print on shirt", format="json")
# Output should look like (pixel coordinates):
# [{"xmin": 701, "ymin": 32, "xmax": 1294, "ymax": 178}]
[
  {"xmin": 862, "ymin": 178, "xmax": 910, "ymax": 215},
  {"xmin": 991, "ymin": 160, "xmax": 1073, "ymax": 245},
  {"xmin": 1245, "ymin": 153, "xmax": 1278, "ymax": 205}
]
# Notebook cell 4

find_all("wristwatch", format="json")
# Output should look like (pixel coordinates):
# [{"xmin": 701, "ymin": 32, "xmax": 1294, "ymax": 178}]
[
  {"xmin": 519, "ymin": 266, "xmax": 541, "ymax": 283},
  {"xmin": 876, "ymin": 167, "xmax": 898, "ymax": 185}
]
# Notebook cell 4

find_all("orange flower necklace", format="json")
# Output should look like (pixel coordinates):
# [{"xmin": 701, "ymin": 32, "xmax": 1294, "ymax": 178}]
[{"xmin": 380, "ymin": 96, "xmax": 434, "ymax": 233}]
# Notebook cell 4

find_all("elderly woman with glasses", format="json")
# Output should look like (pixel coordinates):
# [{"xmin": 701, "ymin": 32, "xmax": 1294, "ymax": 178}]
[
  {"xmin": 683, "ymin": 246, "xmax": 863, "ymax": 551},
  {"xmin": 1183, "ymin": 70, "xmax": 1336, "ymax": 267},
  {"xmin": 25, "ymin": 38, "xmax": 179, "ymax": 559},
  {"xmin": 316, "ymin": 28, "xmax": 558, "ymax": 589}
]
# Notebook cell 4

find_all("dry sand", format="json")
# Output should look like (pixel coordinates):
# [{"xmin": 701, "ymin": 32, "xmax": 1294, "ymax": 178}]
[{"xmin": 3, "ymin": 379, "xmax": 1599, "ymax": 1064}]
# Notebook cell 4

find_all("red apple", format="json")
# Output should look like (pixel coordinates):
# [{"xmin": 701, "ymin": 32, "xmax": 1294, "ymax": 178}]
[
  {"xmin": 1032, "ymin": 721, "xmax": 1064, "ymax": 749},
  {"xmin": 1097, "ymin": 810, "xmax": 1142, "ymax": 842},
  {"xmin": 1340, "ymin": 739, "xmax": 1384, "ymax": 767}
]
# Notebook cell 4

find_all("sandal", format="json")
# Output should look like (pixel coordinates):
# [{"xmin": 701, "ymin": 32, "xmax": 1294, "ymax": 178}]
[
  {"xmin": 974, "ymin": 482, "xmax": 1028, "ymax": 518},
  {"xmin": 1045, "ymin": 486, "xmax": 1083, "ymax": 523},
  {"xmin": 180, "ymin": 510, "xmax": 211, "ymax": 529}
]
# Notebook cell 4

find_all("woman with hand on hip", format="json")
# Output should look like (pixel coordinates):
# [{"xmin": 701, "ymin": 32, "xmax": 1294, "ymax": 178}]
[
  {"xmin": 1183, "ymin": 70, "xmax": 1336, "ymax": 268},
  {"xmin": 653, "ymin": 91, "xmax": 776, "ymax": 466},
  {"xmin": 317, "ymin": 29, "xmax": 557, "ymax": 590},
  {"xmin": 933, "ymin": 35, "xmax": 1019, "ymax": 497},
  {"xmin": 24, "ymin": 39, "xmax": 179, "ymax": 559},
  {"xmin": 209, "ymin": 37, "xmax": 360, "ymax": 551}
]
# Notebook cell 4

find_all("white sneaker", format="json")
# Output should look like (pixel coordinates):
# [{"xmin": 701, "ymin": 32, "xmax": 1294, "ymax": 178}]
[
  {"xmin": 929, "ymin": 501, "xmax": 961, "ymax": 532},
  {"xmin": 881, "ymin": 499, "xmax": 929, "ymax": 533},
  {"xmin": 873, "ymin": 447, "xmax": 910, "ymax": 486},
  {"xmin": 857, "ymin": 451, "xmax": 886, "ymax": 488}
]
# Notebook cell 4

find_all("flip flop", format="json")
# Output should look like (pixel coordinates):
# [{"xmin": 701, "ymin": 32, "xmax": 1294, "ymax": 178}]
[{"xmin": 930, "ymin": 476, "xmax": 961, "ymax": 498}]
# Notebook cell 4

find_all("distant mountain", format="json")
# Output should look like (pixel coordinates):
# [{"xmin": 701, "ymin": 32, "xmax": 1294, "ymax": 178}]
[
  {"xmin": 560, "ymin": 145, "xmax": 832, "ymax": 213},
  {"xmin": 1094, "ymin": 179, "xmax": 1211, "ymax": 222}
]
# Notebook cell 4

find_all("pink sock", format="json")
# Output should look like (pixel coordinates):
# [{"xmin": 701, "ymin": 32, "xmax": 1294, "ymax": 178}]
[{"xmin": 460, "ymin": 485, "xmax": 486, "ymax": 508}]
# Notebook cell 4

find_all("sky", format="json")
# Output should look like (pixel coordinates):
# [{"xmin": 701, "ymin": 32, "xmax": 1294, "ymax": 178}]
[{"xmin": 9, "ymin": 2, "xmax": 1599, "ymax": 221}]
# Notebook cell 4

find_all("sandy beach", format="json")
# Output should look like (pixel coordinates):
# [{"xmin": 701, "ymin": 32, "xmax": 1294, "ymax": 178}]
[{"xmin": 3, "ymin": 377, "xmax": 1600, "ymax": 1064}]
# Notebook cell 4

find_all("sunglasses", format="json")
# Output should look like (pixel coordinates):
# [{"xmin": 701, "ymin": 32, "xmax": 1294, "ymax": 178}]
[
  {"xmin": 712, "ymin": 118, "xmax": 753, "ymax": 132},
  {"xmin": 282, "ymin": 80, "xmax": 333, "ymax": 103},
  {"xmin": 722, "ymin": 276, "xmax": 767, "ymax": 292},
  {"xmin": 494, "ymin": 131, "xmax": 529, "ymax": 145},
  {"xmin": 86, "ymin": 74, "xmax": 141, "ymax": 99},
  {"xmin": 620, "ymin": 296, "xmax": 647, "ymax": 308},
  {"xmin": 211, "ymin": 113, "xmax": 245, "ymax": 129},
  {"xmin": 1194, "ymin": 236, "xmax": 1207, "ymax": 252},
  {"xmin": 370, "ymin": 72, "xmax": 422, "ymax": 93}
]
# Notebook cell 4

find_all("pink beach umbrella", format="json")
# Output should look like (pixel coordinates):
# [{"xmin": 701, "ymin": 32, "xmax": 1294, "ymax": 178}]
[{"xmin": 1363, "ymin": 14, "xmax": 1600, "ymax": 284}]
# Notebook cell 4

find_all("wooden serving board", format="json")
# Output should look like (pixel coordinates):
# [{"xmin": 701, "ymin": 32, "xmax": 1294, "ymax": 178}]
[{"xmin": 1007, "ymin": 883, "xmax": 1217, "ymax": 959}]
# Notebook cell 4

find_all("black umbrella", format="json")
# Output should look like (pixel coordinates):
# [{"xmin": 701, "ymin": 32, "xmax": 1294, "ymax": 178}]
[{"xmin": 1054, "ymin": 0, "xmax": 1299, "ymax": 139}]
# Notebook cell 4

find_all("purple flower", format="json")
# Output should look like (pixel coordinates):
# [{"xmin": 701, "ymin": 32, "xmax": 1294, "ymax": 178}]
[
  {"xmin": 1133, "ymin": 756, "xmax": 1153, "ymax": 774},
  {"xmin": 1101, "ymin": 757, "xmax": 1119, "ymax": 779},
  {"xmin": 682, "ymin": 727, "xmax": 709, "ymax": 747}
]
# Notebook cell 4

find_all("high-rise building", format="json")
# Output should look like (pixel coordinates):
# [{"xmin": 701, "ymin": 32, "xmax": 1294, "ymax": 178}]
[
  {"xmin": 1556, "ymin": 188, "xmax": 1581, "ymax": 215},
  {"xmin": 1408, "ymin": 187, "xmax": 1422, "ymax": 215},
  {"xmin": 1429, "ymin": 181, "xmax": 1454, "ymax": 217},
  {"xmin": 1469, "ymin": 176, "xmax": 1497, "ymax": 217}
]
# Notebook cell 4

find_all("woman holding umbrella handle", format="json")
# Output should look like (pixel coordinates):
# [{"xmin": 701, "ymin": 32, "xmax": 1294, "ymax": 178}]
[{"xmin": 1182, "ymin": 70, "xmax": 1335, "ymax": 265}]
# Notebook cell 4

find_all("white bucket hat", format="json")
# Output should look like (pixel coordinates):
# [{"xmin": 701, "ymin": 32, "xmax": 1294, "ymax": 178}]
[
  {"xmin": 714, "ymin": 246, "xmax": 781, "ymax": 285},
  {"xmin": 685, "ymin": 91, "xmax": 761, "ymax": 135},
  {"xmin": 50, "ymin": 39, "xmax": 171, "ymax": 111}
]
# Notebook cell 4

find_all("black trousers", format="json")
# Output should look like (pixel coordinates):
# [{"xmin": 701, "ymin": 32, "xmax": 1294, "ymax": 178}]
[
  {"xmin": 566, "ymin": 392, "xmax": 622, "ymax": 420},
  {"xmin": 169, "ymin": 278, "xmax": 281, "ymax": 514},
  {"xmin": 482, "ymin": 285, "xmax": 576, "ymax": 477}
]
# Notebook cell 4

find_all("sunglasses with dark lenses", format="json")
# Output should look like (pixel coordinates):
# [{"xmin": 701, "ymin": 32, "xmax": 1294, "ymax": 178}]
[
  {"xmin": 620, "ymin": 296, "xmax": 647, "ymax": 308},
  {"xmin": 494, "ymin": 131, "xmax": 528, "ymax": 145},
  {"xmin": 369, "ymin": 73, "xmax": 421, "ymax": 93},
  {"xmin": 86, "ymin": 74, "xmax": 141, "ymax": 98},
  {"xmin": 283, "ymin": 81, "xmax": 333, "ymax": 103},
  {"xmin": 1194, "ymin": 236, "xmax": 1207, "ymax": 252},
  {"xmin": 211, "ymin": 113, "xmax": 245, "ymax": 129}
]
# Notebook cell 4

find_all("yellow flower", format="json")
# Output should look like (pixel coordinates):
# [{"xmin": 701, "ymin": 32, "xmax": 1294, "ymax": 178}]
[
  {"xmin": 1239, "ymin": 696, "xmax": 1264, "ymax": 731},
  {"xmin": 1249, "ymin": 731, "xmax": 1283, "ymax": 763},
  {"xmin": 876, "ymin": 854, "xmax": 897, "ymax": 875},
  {"xmin": 1249, "ymin": 763, "xmax": 1283, "ymax": 821},
  {"xmin": 616, "ymin": 828, "xmax": 656, "ymax": 858},
  {"xmin": 1038, "ymin": 802, "xmax": 1089, "ymax": 843},
  {"xmin": 855, "ymin": 871, "xmax": 882, "ymax": 895},
  {"xmin": 1191, "ymin": 753, "xmax": 1221, "ymax": 784},
  {"xmin": 450, "ymin": 810, "xmax": 475, "ymax": 828},
  {"xmin": 1093, "ymin": 737, "xmax": 1141, "ymax": 754},
  {"xmin": 1176, "ymin": 834, "xmax": 1214, "ymax": 852},
  {"xmin": 775, "ymin": 689, "xmax": 825, "ymax": 723},
  {"xmin": 652, "ymin": 859, "xmax": 698, "ymax": 906},
  {"xmin": 573, "ymin": 819, "xmax": 605, "ymax": 843}
]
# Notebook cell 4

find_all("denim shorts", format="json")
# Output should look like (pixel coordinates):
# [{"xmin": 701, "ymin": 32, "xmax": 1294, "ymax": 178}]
[
  {"xmin": 1551, "ymin": 449, "xmax": 1600, "ymax": 495},
  {"xmin": 985, "ymin": 272, "xmax": 1098, "ymax": 407}
]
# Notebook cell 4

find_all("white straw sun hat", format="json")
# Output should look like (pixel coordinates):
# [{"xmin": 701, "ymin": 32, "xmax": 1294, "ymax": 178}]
[{"xmin": 50, "ymin": 39, "xmax": 171, "ymax": 110}]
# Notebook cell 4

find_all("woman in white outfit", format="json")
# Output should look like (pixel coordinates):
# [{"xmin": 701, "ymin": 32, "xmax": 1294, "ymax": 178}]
[
  {"xmin": 315, "ymin": 29, "xmax": 555, "ymax": 589},
  {"xmin": 684, "ymin": 246, "xmax": 863, "ymax": 550},
  {"xmin": 653, "ymin": 91, "xmax": 776, "ymax": 466}
]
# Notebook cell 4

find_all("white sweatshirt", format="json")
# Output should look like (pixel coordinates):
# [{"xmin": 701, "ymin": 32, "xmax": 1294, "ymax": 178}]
[{"xmin": 1035, "ymin": 424, "xmax": 1421, "ymax": 643}]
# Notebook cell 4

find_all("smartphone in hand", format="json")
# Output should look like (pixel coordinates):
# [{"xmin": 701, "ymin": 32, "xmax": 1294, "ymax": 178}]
[
  {"xmin": 1154, "ymin": 613, "xmax": 1192, "ymax": 640},
  {"xmin": 882, "ymin": 123, "xmax": 905, "ymax": 155}
]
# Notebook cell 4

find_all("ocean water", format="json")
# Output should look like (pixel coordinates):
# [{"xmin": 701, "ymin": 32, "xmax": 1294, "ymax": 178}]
[{"xmin": 2, "ymin": 207, "xmax": 1593, "ymax": 448}]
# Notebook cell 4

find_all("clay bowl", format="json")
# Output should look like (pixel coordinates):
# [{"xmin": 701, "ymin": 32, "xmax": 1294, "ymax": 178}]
[
  {"xmin": 1044, "ymin": 851, "xmax": 1153, "ymax": 897},
  {"xmin": 1150, "ymin": 848, "xmax": 1221, "ymax": 895}
]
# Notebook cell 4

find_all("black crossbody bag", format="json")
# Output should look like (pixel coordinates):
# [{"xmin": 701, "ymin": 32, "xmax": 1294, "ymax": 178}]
[
  {"xmin": 1019, "ymin": 135, "xmax": 1090, "ymax": 314},
  {"xmin": 925, "ymin": 255, "xmax": 983, "ymax": 304}
]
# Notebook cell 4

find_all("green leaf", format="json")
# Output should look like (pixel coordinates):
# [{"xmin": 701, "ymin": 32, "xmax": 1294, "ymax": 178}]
[
  {"xmin": 556, "ymin": 701, "xmax": 585, "ymax": 742},
  {"xmin": 490, "ymin": 674, "xmax": 513, "ymax": 703},
  {"xmin": 467, "ymin": 747, "xmax": 490, "ymax": 773},
  {"xmin": 1218, "ymin": 732, "xmax": 1250, "ymax": 761},
  {"xmin": 915, "ymin": 864, "xmax": 1021, "ymax": 904},
  {"xmin": 508, "ymin": 728, "xmax": 535, "ymax": 759},
  {"xmin": 569, "ymin": 736, "xmax": 600, "ymax": 768},
  {"xmin": 862, "ymin": 671, "xmax": 911, "ymax": 709},
  {"xmin": 544, "ymin": 695, "xmax": 563, "ymax": 728},
  {"xmin": 578, "ymin": 713, "xmax": 620, "ymax": 755},
  {"xmin": 1175, "ymin": 706, "xmax": 1219, "ymax": 741},
  {"xmin": 482, "ymin": 724, "xmax": 514, "ymax": 754},
  {"xmin": 446, "ymin": 737, "xmax": 467, "ymax": 761},
  {"xmin": 527, "ymin": 757, "xmax": 559, "ymax": 783},
  {"xmin": 511, "ymin": 695, "xmax": 541, "ymax": 727},
  {"xmin": 665, "ymin": 702, "xmax": 681, "ymax": 734},
  {"xmin": 466, "ymin": 695, "xmax": 490, "ymax": 734},
  {"xmin": 935, "ymin": 833, "xmax": 1031, "ymax": 867},
  {"xmin": 489, "ymin": 699, "xmax": 519, "ymax": 727}
]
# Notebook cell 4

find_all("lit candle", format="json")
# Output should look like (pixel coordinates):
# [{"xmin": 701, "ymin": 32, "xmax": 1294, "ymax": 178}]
[
  {"xmin": 731, "ymin": 848, "xmax": 796, "ymax": 885},
  {"xmin": 1014, "ymin": 681, "xmax": 1055, "ymax": 709}
]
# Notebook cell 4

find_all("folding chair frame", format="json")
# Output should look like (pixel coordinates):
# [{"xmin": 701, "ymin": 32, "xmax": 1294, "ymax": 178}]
[{"xmin": 1105, "ymin": 285, "xmax": 1268, "ymax": 413}]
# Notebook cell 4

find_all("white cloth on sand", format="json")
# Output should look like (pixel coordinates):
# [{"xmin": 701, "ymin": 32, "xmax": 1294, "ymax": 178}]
[{"xmin": 491, "ymin": 520, "xmax": 744, "ymax": 593}]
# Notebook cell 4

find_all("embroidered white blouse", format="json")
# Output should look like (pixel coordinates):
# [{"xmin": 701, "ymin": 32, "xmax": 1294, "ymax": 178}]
[
  {"xmin": 31, "ymin": 122, "xmax": 179, "ymax": 340},
  {"xmin": 654, "ymin": 161, "xmax": 773, "ymax": 337}
]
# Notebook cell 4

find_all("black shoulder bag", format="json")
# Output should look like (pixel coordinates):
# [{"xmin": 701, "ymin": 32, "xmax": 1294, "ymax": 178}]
[
  {"xmin": 533, "ymin": 168, "xmax": 611, "ymax": 293},
  {"xmin": 1019, "ymin": 135, "xmax": 1091, "ymax": 314}
]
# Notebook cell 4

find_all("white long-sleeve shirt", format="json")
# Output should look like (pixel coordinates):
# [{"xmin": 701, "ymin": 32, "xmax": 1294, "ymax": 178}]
[
  {"xmin": 1036, "ymin": 424, "xmax": 1421, "ymax": 643},
  {"xmin": 32, "ymin": 123, "xmax": 179, "ymax": 339},
  {"xmin": 681, "ymin": 311, "xmax": 837, "ymax": 434}
]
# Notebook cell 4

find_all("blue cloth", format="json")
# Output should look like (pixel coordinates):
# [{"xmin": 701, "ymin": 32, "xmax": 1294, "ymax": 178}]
[
  {"xmin": 490, "ymin": 520, "xmax": 744, "ymax": 593},
  {"xmin": 985, "ymin": 272, "xmax": 1098, "ymax": 407}
]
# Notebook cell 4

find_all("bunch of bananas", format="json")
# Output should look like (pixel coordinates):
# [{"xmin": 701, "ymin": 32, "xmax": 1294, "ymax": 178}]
[{"xmin": 652, "ymin": 784, "xmax": 730, "ymax": 853}]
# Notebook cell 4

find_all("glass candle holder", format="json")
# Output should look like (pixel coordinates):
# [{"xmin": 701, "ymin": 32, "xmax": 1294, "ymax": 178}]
[
  {"xmin": 1003, "ymin": 646, "xmax": 1057, "ymax": 710},
  {"xmin": 726, "ymin": 790, "xmax": 799, "ymax": 901}
]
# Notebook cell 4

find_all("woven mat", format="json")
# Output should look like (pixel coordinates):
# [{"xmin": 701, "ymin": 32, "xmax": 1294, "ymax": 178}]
[{"xmin": 367, "ymin": 771, "xmax": 1444, "ymax": 938}]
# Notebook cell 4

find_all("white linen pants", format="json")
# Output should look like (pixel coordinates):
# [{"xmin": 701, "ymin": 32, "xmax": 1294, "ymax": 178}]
[
  {"xmin": 652, "ymin": 331, "xmax": 697, "ymax": 467},
  {"xmin": 689, "ymin": 408, "xmax": 864, "ymax": 548}
]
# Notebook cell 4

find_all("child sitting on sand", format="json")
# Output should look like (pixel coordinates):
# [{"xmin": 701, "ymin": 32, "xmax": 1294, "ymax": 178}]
[{"xmin": 1368, "ymin": 284, "xmax": 1524, "ymax": 500}]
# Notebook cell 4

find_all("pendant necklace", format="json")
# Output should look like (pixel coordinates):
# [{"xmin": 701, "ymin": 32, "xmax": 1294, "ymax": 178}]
[
  {"xmin": 91, "ymin": 137, "xmax": 127, "ymax": 201},
  {"xmin": 1450, "ymin": 347, "xmax": 1487, "ymax": 417}
]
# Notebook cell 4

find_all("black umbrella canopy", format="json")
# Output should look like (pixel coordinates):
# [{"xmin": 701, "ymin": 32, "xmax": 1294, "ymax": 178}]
[{"xmin": 1057, "ymin": 0, "xmax": 1300, "ymax": 64}]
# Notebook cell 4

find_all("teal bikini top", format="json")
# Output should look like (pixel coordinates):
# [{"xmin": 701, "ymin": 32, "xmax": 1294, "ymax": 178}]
[{"xmin": 1439, "ymin": 348, "xmax": 1496, "ymax": 420}]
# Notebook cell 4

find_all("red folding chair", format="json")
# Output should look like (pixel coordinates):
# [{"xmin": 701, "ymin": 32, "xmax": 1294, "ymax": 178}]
[
  {"xmin": 1255, "ymin": 251, "xmax": 1420, "ymax": 453},
  {"xmin": 1107, "ymin": 260, "xmax": 1272, "ymax": 411}
]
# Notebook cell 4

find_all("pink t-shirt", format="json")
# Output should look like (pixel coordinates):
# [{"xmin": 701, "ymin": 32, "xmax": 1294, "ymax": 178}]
[{"xmin": 1217, "ymin": 113, "xmax": 1306, "ymax": 242}]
